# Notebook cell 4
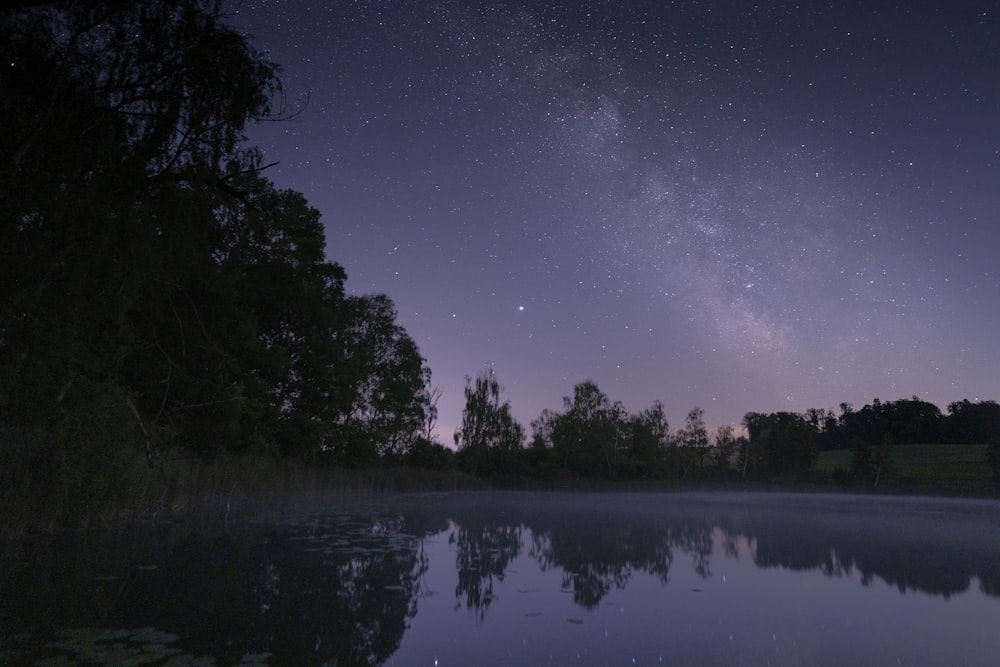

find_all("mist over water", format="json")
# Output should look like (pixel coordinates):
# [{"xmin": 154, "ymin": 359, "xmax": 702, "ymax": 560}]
[{"xmin": 3, "ymin": 491, "xmax": 999, "ymax": 665}]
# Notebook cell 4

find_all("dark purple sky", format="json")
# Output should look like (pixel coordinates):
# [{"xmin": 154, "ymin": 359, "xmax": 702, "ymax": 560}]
[{"xmin": 227, "ymin": 0, "xmax": 1000, "ymax": 439}]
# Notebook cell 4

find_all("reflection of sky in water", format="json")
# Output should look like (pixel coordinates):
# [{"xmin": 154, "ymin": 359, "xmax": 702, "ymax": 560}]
[
  {"xmin": 389, "ymin": 496, "xmax": 1000, "ymax": 666},
  {"xmin": 3, "ymin": 492, "xmax": 999, "ymax": 665}
]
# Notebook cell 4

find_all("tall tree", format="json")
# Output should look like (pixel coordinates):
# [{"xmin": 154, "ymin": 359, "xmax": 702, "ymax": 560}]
[
  {"xmin": 946, "ymin": 399, "xmax": 1000, "ymax": 444},
  {"xmin": 455, "ymin": 367, "xmax": 524, "ymax": 474},
  {"xmin": 0, "ymin": 0, "xmax": 433, "ymax": 513},
  {"xmin": 0, "ymin": 0, "xmax": 282, "ymax": 508},
  {"xmin": 623, "ymin": 401, "xmax": 670, "ymax": 478},
  {"xmin": 712, "ymin": 424, "xmax": 741, "ymax": 476},
  {"xmin": 419, "ymin": 385, "xmax": 443, "ymax": 443},
  {"xmin": 549, "ymin": 380, "xmax": 626, "ymax": 478},
  {"xmin": 672, "ymin": 407, "xmax": 709, "ymax": 479},
  {"xmin": 742, "ymin": 411, "xmax": 817, "ymax": 480},
  {"xmin": 336, "ymin": 294, "xmax": 430, "ymax": 464}
]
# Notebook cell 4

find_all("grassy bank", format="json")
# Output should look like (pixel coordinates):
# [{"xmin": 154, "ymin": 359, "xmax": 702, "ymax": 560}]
[{"xmin": 815, "ymin": 443, "xmax": 995, "ymax": 496}]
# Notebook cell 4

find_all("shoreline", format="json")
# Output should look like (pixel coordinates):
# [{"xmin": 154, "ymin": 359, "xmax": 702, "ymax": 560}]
[{"xmin": 4, "ymin": 456, "xmax": 995, "ymax": 542}]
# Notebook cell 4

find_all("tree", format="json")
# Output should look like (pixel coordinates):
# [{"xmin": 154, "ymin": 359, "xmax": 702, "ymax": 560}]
[
  {"xmin": 742, "ymin": 411, "xmax": 817, "ymax": 481},
  {"xmin": 455, "ymin": 367, "xmax": 524, "ymax": 474},
  {"xmin": 220, "ymin": 181, "xmax": 350, "ymax": 458},
  {"xmin": 712, "ymin": 424, "xmax": 741, "ymax": 476},
  {"xmin": 883, "ymin": 396, "xmax": 942, "ymax": 444},
  {"xmin": 419, "ymin": 385, "xmax": 443, "ymax": 443},
  {"xmin": 406, "ymin": 437, "xmax": 455, "ymax": 471},
  {"xmin": 1, "ymin": 0, "xmax": 283, "ymax": 506},
  {"xmin": 529, "ymin": 409, "xmax": 559, "ymax": 450},
  {"xmin": 524, "ymin": 408, "xmax": 560, "ymax": 478},
  {"xmin": 946, "ymin": 399, "xmax": 1000, "ymax": 444},
  {"xmin": 840, "ymin": 397, "xmax": 942, "ymax": 451},
  {"xmin": 549, "ymin": 380, "xmax": 625, "ymax": 478},
  {"xmin": 0, "ymin": 1, "xmax": 436, "ymax": 521},
  {"xmin": 672, "ymin": 407, "xmax": 709, "ymax": 479},
  {"xmin": 806, "ymin": 407, "xmax": 841, "ymax": 450},
  {"xmin": 1, "ymin": 0, "xmax": 282, "ymax": 372},
  {"xmin": 116, "ymin": 176, "xmax": 351, "ymax": 460},
  {"xmin": 623, "ymin": 401, "xmax": 670, "ymax": 478},
  {"xmin": 335, "ymin": 294, "xmax": 430, "ymax": 464}
]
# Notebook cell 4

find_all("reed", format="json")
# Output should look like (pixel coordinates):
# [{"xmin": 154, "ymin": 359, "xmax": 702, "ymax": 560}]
[{"xmin": 0, "ymin": 446, "xmax": 486, "ymax": 541}]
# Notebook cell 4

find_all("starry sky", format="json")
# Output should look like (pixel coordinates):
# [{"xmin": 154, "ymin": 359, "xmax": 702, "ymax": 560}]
[{"xmin": 227, "ymin": 0, "xmax": 1000, "ymax": 439}]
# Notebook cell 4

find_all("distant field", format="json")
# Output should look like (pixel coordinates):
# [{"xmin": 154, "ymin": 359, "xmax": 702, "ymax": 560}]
[{"xmin": 816, "ymin": 443, "xmax": 994, "ymax": 495}]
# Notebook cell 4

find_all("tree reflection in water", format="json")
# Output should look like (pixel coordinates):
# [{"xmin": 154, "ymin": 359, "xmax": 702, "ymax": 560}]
[
  {"xmin": 450, "ymin": 522, "xmax": 523, "ymax": 620},
  {"xmin": 1, "ymin": 504, "xmax": 450, "ymax": 666},
  {"xmin": 444, "ymin": 495, "xmax": 720, "ymax": 612},
  {"xmin": 421, "ymin": 491, "xmax": 1000, "ymax": 618},
  {"xmin": 4, "ymin": 492, "xmax": 999, "ymax": 665},
  {"xmin": 729, "ymin": 497, "xmax": 1000, "ymax": 598}
]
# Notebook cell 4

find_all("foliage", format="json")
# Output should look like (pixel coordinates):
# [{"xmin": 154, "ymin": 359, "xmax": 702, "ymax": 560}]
[
  {"xmin": 742, "ymin": 411, "xmax": 817, "ymax": 481},
  {"xmin": 335, "ymin": 294, "xmax": 431, "ymax": 464},
  {"xmin": 808, "ymin": 397, "xmax": 998, "ymax": 459},
  {"xmin": 669, "ymin": 407, "xmax": 709, "ymax": 479},
  {"xmin": 406, "ymin": 437, "xmax": 456, "ymax": 471},
  {"xmin": 529, "ymin": 382, "xmax": 689, "ymax": 480},
  {"xmin": 621, "ymin": 400, "xmax": 671, "ymax": 478},
  {"xmin": 711, "ymin": 424, "xmax": 742, "ymax": 476},
  {"xmin": 454, "ymin": 367, "xmax": 525, "ymax": 474},
  {"xmin": 1, "ymin": 1, "xmax": 434, "ymax": 526},
  {"xmin": 548, "ymin": 381, "xmax": 627, "ymax": 478},
  {"xmin": 947, "ymin": 399, "xmax": 1000, "ymax": 444}
]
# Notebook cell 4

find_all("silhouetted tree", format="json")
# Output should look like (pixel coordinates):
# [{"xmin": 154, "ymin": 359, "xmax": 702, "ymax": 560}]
[
  {"xmin": 525, "ymin": 408, "xmax": 560, "ymax": 478},
  {"xmin": 838, "ymin": 397, "xmax": 942, "ymax": 452},
  {"xmin": 419, "ymin": 385, "xmax": 443, "ymax": 442},
  {"xmin": 743, "ymin": 411, "xmax": 817, "ymax": 480},
  {"xmin": 711, "ymin": 424, "xmax": 741, "ymax": 476},
  {"xmin": 455, "ymin": 367, "xmax": 524, "ymax": 474},
  {"xmin": 549, "ymin": 380, "xmax": 625, "ymax": 478},
  {"xmin": 806, "ymin": 407, "xmax": 841, "ymax": 450},
  {"xmin": 0, "ymin": 1, "xmax": 434, "ymax": 519},
  {"xmin": 946, "ymin": 399, "xmax": 1000, "ymax": 444},
  {"xmin": 406, "ymin": 437, "xmax": 455, "ymax": 471},
  {"xmin": 671, "ymin": 407, "xmax": 709, "ymax": 479},
  {"xmin": 622, "ymin": 401, "xmax": 670, "ymax": 478},
  {"xmin": 335, "ymin": 294, "xmax": 430, "ymax": 464},
  {"xmin": 0, "ymin": 0, "xmax": 284, "ymax": 512}
]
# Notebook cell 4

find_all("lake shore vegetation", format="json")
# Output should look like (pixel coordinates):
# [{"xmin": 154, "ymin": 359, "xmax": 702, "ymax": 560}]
[{"xmin": 2, "ymin": 2, "xmax": 998, "ymax": 540}]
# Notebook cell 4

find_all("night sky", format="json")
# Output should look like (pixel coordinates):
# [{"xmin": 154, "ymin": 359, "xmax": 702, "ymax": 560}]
[{"xmin": 227, "ymin": 1, "xmax": 1000, "ymax": 439}]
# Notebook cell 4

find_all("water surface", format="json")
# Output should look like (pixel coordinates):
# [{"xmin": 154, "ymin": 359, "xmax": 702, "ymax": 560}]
[{"xmin": 2, "ymin": 491, "xmax": 999, "ymax": 665}]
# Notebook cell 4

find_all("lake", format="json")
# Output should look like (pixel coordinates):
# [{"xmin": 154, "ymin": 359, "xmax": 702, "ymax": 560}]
[{"xmin": 2, "ymin": 491, "xmax": 999, "ymax": 665}]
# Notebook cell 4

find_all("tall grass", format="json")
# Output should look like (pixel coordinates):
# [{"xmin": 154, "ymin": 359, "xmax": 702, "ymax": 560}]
[{"xmin": 0, "ymin": 443, "xmax": 486, "ymax": 541}]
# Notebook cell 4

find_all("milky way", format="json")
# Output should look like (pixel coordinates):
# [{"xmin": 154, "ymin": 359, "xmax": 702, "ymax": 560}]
[{"xmin": 229, "ymin": 0, "xmax": 1000, "ymax": 436}]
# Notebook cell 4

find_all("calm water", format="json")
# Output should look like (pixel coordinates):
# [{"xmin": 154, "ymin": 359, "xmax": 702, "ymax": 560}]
[{"xmin": 2, "ymin": 491, "xmax": 999, "ymax": 666}]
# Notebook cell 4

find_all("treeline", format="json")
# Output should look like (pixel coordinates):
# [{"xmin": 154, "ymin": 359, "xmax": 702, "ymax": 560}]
[
  {"xmin": 1, "ymin": 1, "xmax": 438, "ymax": 517},
  {"xmin": 801, "ymin": 397, "xmax": 1000, "ymax": 450},
  {"xmin": 447, "ymin": 369, "xmax": 1000, "ymax": 487}
]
